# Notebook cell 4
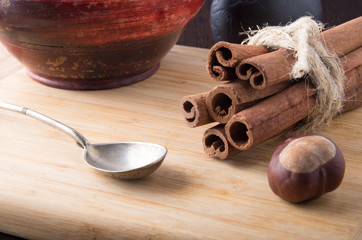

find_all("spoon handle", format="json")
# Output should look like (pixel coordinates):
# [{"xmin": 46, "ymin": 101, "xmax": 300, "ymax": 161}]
[{"xmin": 0, "ymin": 101, "xmax": 90, "ymax": 148}]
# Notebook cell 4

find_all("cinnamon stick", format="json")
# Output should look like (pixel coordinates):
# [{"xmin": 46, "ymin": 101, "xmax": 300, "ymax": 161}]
[
  {"xmin": 225, "ymin": 65, "xmax": 361, "ymax": 151},
  {"xmin": 235, "ymin": 64, "xmax": 258, "ymax": 81},
  {"xmin": 203, "ymin": 124, "xmax": 241, "ymax": 159},
  {"xmin": 239, "ymin": 17, "xmax": 362, "ymax": 89},
  {"xmin": 225, "ymin": 82, "xmax": 316, "ymax": 150},
  {"xmin": 181, "ymin": 92, "xmax": 213, "ymax": 127},
  {"xmin": 213, "ymin": 41, "xmax": 269, "ymax": 68},
  {"xmin": 204, "ymin": 83, "xmax": 362, "ymax": 159},
  {"xmin": 319, "ymin": 17, "xmax": 362, "ymax": 57},
  {"xmin": 240, "ymin": 48, "xmax": 296, "ymax": 89},
  {"xmin": 206, "ymin": 41, "xmax": 268, "ymax": 81},
  {"xmin": 210, "ymin": 66, "xmax": 237, "ymax": 81},
  {"xmin": 206, "ymin": 81, "xmax": 291, "ymax": 123},
  {"xmin": 344, "ymin": 65, "xmax": 362, "ymax": 92},
  {"xmin": 343, "ymin": 82, "xmax": 362, "ymax": 112},
  {"xmin": 340, "ymin": 47, "xmax": 362, "ymax": 73}
]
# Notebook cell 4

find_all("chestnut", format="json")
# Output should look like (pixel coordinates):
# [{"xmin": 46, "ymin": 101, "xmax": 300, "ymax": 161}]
[{"xmin": 268, "ymin": 135, "xmax": 345, "ymax": 203}]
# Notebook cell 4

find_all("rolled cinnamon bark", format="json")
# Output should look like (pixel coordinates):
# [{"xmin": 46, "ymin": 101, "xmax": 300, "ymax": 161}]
[
  {"xmin": 343, "ymin": 64, "xmax": 362, "ymax": 112},
  {"xmin": 319, "ymin": 17, "xmax": 362, "ymax": 57},
  {"xmin": 206, "ymin": 80, "xmax": 291, "ymax": 124},
  {"xmin": 181, "ymin": 92, "xmax": 214, "ymax": 127},
  {"xmin": 343, "ymin": 82, "xmax": 362, "ymax": 112},
  {"xmin": 240, "ymin": 48, "xmax": 296, "ymax": 89},
  {"xmin": 225, "ymin": 82, "xmax": 316, "ymax": 150},
  {"xmin": 344, "ymin": 65, "xmax": 362, "ymax": 92},
  {"xmin": 206, "ymin": 41, "xmax": 268, "ymax": 81},
  {"xmin": 213, "ymin": 42, "xmax": 269, "ymax": 67},
  {"xmin": 340, "ymin": 47, "xmax": 362, "ymax": 73},
  {"xmin": 203, "ymin": 83, "xmax": 362, "ymax": 159},
  {"xmin": 235, "ymin": 63, "xmax": 258, "ymax": 80},
  {"xmin": 225, "ymin": 65, "xmax": 362, "ymax": 151},
  {"xmin": 203, "ymin": 124, "xmax": 241, "ymax": 159},
  {"xmin": 239, "ymin": 17, "xmax": 362, "ymax": 89},
  {"xmin": 210, "ymin": 66, "xmax": 237, "ymax": 81}
]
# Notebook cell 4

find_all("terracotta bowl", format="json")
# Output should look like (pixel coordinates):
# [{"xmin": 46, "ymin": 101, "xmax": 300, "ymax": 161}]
[{"xmin": 0, "ymin": 0, "xmax": 204, "ymax": 90}]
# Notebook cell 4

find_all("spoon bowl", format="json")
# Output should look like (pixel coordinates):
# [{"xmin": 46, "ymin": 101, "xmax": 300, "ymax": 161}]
[
  {"xmin": 0, "ymin": 102, "xmax": 167, "ymax": 180},
  {"xmin": 84, "ymin": 142, "xmax": 167, "ymax": 179}
]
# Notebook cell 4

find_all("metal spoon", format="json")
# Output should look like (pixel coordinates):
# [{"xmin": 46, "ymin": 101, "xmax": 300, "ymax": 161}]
[{"xmin": 0, "ymin": 102, "xmax": 167, "ymax": 179}]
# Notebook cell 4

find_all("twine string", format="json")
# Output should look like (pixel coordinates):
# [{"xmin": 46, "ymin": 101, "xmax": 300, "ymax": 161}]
[{"xmin": 243, "ymin": 16, "xmax": 345, "ymax": 134}]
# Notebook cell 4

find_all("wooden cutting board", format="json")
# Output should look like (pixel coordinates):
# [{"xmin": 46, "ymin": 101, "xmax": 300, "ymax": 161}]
[{"xmin": 0, "ymin": 44, "xmax": 361, "ymax": 240}]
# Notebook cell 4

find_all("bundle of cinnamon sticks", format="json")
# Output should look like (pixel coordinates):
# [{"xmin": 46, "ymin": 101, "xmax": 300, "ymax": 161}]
[{"xmin": 181, "ymin": 17, "xmax": 362, "ymax": 160}]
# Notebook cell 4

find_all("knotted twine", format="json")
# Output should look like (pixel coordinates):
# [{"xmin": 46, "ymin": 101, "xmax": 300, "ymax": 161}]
[{"xmin": 243, "ymin": 16, "xmax": 345, "ymax": 134}]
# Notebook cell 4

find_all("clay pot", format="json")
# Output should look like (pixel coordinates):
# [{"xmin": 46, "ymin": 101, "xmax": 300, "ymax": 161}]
[
  {"xmin": 210, "ymin": 0, "xmax": 321, "ymax": 44},
  {"xmin": 0, "ymin": 0, "xmax": 204, "ymax": 90}
]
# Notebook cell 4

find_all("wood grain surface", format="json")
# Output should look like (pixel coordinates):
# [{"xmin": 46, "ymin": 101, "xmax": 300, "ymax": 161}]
[
  {"xmin": 0, "ymin": 44, "xmax": 361, "ymax": 240},
  {"xmin": 349, "ymin": 220, "xmax": 362, "ymax": 240}
]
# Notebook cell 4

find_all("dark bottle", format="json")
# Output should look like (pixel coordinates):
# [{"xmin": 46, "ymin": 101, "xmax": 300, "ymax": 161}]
[{"xmin": 210, "ymin": 0, "xmax": 322, "ymax": 44}]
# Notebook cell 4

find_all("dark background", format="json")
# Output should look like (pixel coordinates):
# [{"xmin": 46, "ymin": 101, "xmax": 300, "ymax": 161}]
[
  {"xmin": 1, "ymin": 0, "xmax": 361, "ymax": 239},
  {"xmin": 177, "ymin": 0, "xmax": 362, "ymax": 48}
]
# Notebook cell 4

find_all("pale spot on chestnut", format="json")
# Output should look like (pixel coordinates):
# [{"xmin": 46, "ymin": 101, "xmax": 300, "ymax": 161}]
[
  {"xmin": 279, "ymin": 136, "xmax": 336, "ymax": 173},
  {"xmin": 268, "ymin": 135, "xmax": 345, "ymax": 203}
]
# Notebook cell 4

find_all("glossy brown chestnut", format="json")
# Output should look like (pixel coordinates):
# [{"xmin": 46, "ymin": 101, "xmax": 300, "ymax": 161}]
[
  {"xmin": 0, "ymin": 0, "xmax": 204, "ymax": 90},
  {"xmin": 268, "ymin": 135, "xmax": 345, "ymax": 203}
]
